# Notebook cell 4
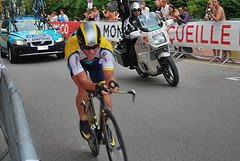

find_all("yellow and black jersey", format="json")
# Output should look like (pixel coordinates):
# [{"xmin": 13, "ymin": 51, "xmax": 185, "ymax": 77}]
[{"xmin": 64, "ymin": 35, "xmax": 114, "ymax": 82}]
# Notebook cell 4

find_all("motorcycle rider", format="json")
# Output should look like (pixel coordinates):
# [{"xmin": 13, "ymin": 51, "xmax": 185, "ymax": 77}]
[{"xmin": 123, "ymin": 2, "xmax": 142, "ymax": 69}]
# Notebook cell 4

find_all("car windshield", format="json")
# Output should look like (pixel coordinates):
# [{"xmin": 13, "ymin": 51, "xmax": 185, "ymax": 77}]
[
  {"xmin": 10, "ymin": 19, "xmax": 52, "ymax": 32},
  {"xmin": 133, "ymin": 12, "xmax": 162, "ymax": 31}
]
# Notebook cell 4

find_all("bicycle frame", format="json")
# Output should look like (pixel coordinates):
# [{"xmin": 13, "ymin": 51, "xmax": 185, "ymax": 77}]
[{"xmin": 82, "ymin": 92, "xmax": 113, "ymax": 143}]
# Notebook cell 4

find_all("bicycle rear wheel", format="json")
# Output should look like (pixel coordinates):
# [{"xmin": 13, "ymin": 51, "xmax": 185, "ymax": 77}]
[
  {"xmin": 103, "ymin": 109, "xmax": 128, "ymax": 161},
  {"xmin": 85, "ymin": 99, "xmax": 100, "ymax": 156}
]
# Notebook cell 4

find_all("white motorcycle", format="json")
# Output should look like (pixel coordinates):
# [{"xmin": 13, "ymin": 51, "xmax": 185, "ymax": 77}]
[{"xmin": 114, "ymin": 12, "xmax": 179, "ymax": 86}]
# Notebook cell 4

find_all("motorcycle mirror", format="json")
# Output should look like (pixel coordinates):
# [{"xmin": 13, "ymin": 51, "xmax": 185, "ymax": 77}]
[
  {"xmin": 159, "ymin": 21, "xmax": 163, "ymax": 28},
  {"xmin": 165, "ymin": 19, "xmax": 175, "ymax": 27}
]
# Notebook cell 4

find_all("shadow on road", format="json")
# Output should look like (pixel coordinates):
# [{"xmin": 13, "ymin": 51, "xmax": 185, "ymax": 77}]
[
  {"xmin": 117, "ymin": 74, "xmax": 176, "ymax": 88},
  {"xmin": 2, "ymin": 55, "xmax": 63, "ymax": 65}
]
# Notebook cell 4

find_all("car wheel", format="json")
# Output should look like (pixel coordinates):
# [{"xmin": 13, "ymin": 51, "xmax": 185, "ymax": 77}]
[
  {"xmin": 8, "ymin": 46, "xmax": 18, "ymax": 63},
  {"xmin": 0, "ymin": 46, "xmax": 6, "ymax": 58},
  {"xmin": 56, "ymin": 53, "xmax": 65, "ymax": 59}
]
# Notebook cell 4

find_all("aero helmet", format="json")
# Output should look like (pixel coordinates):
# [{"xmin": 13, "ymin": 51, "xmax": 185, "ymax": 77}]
[{"xmin": 76, "ymin": 22, "xmax": 101, "ymax": 47}]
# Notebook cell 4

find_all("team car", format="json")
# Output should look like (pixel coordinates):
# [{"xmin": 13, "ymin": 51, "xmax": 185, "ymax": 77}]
[{"xmin": 0, "ymin": 16, "xmax": 65, "ymax": 63}]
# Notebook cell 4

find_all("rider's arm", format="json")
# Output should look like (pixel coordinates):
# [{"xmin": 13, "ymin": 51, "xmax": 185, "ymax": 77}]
[
  {"xmin": 103, "ymin": 70, "xmax": 116, "ymax": 85},
  {"xmin": 101, "ymin": 49, "xmax": 115, "ymax": 85},
  {"xmin": 73, "ymin": 72, "xmax": 97, "ymax": 91}
]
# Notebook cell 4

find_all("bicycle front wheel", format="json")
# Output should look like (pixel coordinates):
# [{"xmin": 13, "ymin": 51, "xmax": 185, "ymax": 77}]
[
  {"xmin": 85, "ymin": 99, "xmax": 100, "ymax": 157},
  {"xmin": 103, "ymin": 109, "xmax": 128, "ymax": 161}
]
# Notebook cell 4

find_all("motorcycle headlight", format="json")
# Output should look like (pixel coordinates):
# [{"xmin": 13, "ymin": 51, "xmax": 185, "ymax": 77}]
[
  {"xmin": 14, "ymin": 40, "xmax": 28, "ymax": 45},
  {"xmin": 152, "ymin": 32, "xmax": 167, "ymax": 45},
  {"xmin": 56, "ymin": 37, "xmax": 64, "ymax": 42}
]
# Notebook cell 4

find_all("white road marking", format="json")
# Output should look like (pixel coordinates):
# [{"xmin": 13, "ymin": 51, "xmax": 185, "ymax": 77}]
[{"xmin": 226, "ymin": 77, "xmax": 240, "ymax": 81}]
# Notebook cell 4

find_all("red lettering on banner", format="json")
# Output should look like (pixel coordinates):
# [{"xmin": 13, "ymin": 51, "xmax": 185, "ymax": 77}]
[
  {"xmin": 168, "ymin": 25, "xmax": 175, "ymax": 43},
  {"xmin": 196, "ymin": 25, "xmax": 199, "ymax": 43},
  {"xmin": 221, "ymin": 25, "xmax": 231, "ymax": 45},
  {"xmin": 200, "ymin": 25, "xmax": 208, "ymax": 44},
  {"xmin": 186, "ymin": 25, "xmax": 194, "ymax": 43},
  {"xmin": 50, "ymin": 22, "xmax": 81, "ymax": 38},
  {"xmin": 210, "ymin": 25, "xmax": 218, "ymax": 44},
  {"xmin": 176, "ymin": 26, "xmax": 185, "ymax": 42}
]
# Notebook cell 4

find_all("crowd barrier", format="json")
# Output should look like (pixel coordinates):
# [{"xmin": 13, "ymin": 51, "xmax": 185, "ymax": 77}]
[
  {"xmin": 0, "ymin": 62, "xmax": 39, "ymax": 161},
  {"xmin": 51, "ymin": 20, "xmax": 240, "ymax": 64}
]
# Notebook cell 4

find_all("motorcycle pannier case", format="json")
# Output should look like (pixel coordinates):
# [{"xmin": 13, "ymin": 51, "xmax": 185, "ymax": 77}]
[{"xmin": 113, "ymin": 49, "xmax": 130, "ymax": 67}]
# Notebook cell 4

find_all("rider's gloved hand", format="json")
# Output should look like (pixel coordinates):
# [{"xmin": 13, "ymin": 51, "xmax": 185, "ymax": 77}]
[
  {"xmin": 108, "ymin": 80, "xmax": 119, "ymax": 93},
  {"xmin": 95, "ymin": 83, "xmax": 112, "ymax": 108},
  {"xmin": 95, "ymin": 83, "xmax": 109, "ymax": 95}
]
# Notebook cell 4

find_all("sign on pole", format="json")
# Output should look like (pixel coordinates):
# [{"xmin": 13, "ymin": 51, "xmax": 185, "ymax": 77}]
[{"xmin": 88, "ymin": 0, "xmax": 93, "ymax": 9}]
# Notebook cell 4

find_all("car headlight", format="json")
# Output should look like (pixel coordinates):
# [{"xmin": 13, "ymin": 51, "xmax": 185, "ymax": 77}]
[
  {"xmin": 14, "ymin": 40, "xmax": 28, "ymax": 45},
  {"xmin": 56, "ymin": 37, "xmax": 63, "ymax": 42},
  {"xmin": 152, "ymin": 32, "xmax": 167, "ymax": 45}
]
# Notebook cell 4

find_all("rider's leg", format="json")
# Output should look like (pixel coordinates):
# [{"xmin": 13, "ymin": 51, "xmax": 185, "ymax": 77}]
[
  {"xmin": 73, "ymin": 77, "xmax": 92, "ymax": 139},
  {"xmin": 76, "ymin": 87, "xmax": 88, "ymax": 120}
]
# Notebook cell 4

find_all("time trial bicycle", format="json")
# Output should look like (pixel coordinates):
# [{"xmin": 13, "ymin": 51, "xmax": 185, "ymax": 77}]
[{"xmin": 81, "ymin": 89, "xmax": 136, "ymax": 161}]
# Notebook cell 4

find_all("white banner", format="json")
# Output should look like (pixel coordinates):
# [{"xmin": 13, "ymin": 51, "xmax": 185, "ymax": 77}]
[
  {"xmin": 95, "ymin": 21, "xmax": 240, "ymax": 51},
  {"xmin": 95, "ymin": 21, "xmax": 122, "ymax": 42},
  {"xmin": 168, "ymin": 21, "xmax": 240, "ymax": 51}
]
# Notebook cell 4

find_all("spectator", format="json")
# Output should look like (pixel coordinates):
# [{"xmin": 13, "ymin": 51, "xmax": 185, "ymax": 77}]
[
  {"xmin": 88, "ymin": 9, "xmax": 95, "ymax": 21},
  {"xmin": 141, "ymin": 1, "xmax": 150, "ymax": 14},
  {"xmin": 93, "ymin": 6, "xmax": 100, "ymax": 21},
  {"xmin": 118, "ymin": 4, "xmax": 130, "ymax": 21},
  {"xmin": 207, "ymin": 0, "xmax": 229, "ymax": 60},
  {"xmin": 84, "ymin": 10, "xmax": 90, "ymax": 21},
  {"xmin": 46, "ymin": 14, "xmax": 51, "ymax": 22},
  {"xmin": 103, "ymin": 7, "xmax": 119, "ymax": 21},
  {"xmin": 166, "ymin": 4, "xmax": 179, "ymax": 22},
  {"xmin": 160, "ymin": 0, "xmax": 169, "ymax": 20},
  {"xmin": 207, "ymin": 0, "xmax": 225, "ymax": 21},
  {"xmin": 103, "ymin": 7, "xmax": 110, "ymax": 20},
  {"xmin": 109, "ymin": 11, "xmax": 119, "ymax": 21},
  {"xmin": 50, "ymin": 11, "xmax": 58, "ymax": 22},
  {"xmin": 58, "ymin": 9, "xmax": 69, "ymax": 22},
  {"xmin": 177, "ymin": 7, "xmax": 191, "ymax": 25},
  {"xmin": 155, "ymin": 0, "xmax": 161, "ymax": 12},
  {"xmin": 204, "ymin": 1, "xmax": 213, "ymax": 20}
]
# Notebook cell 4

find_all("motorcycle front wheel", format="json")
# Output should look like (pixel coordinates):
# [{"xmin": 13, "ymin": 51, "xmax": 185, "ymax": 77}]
[{"xmin": 161, "ymin": 57, "xmax": 179, "ymax": 86}]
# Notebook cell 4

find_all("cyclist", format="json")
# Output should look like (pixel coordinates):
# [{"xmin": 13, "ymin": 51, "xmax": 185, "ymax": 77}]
[{"xmin": 64, "ymin": 22, "xmax": 119, "ymax": 140}]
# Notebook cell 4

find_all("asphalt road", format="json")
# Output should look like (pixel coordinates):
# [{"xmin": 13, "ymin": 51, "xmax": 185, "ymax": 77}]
[{"xmin": 1, "ymin": 56, "xmax": 240, "ymax": 161}]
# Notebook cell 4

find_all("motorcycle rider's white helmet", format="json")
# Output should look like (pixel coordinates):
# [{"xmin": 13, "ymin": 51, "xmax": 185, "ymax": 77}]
[{"xmin": 130, "ymin": 2, "xmax": 141, "ymax": 14}]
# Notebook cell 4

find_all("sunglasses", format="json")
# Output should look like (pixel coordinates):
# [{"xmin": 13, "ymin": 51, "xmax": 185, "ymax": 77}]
[
  {"xmin": 81, "ymin": 44, "xmax": 99, "ymax": 50},
  {"xmin": 133, "ymin": 9, "xmax": 141, "ymax": 12}
]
